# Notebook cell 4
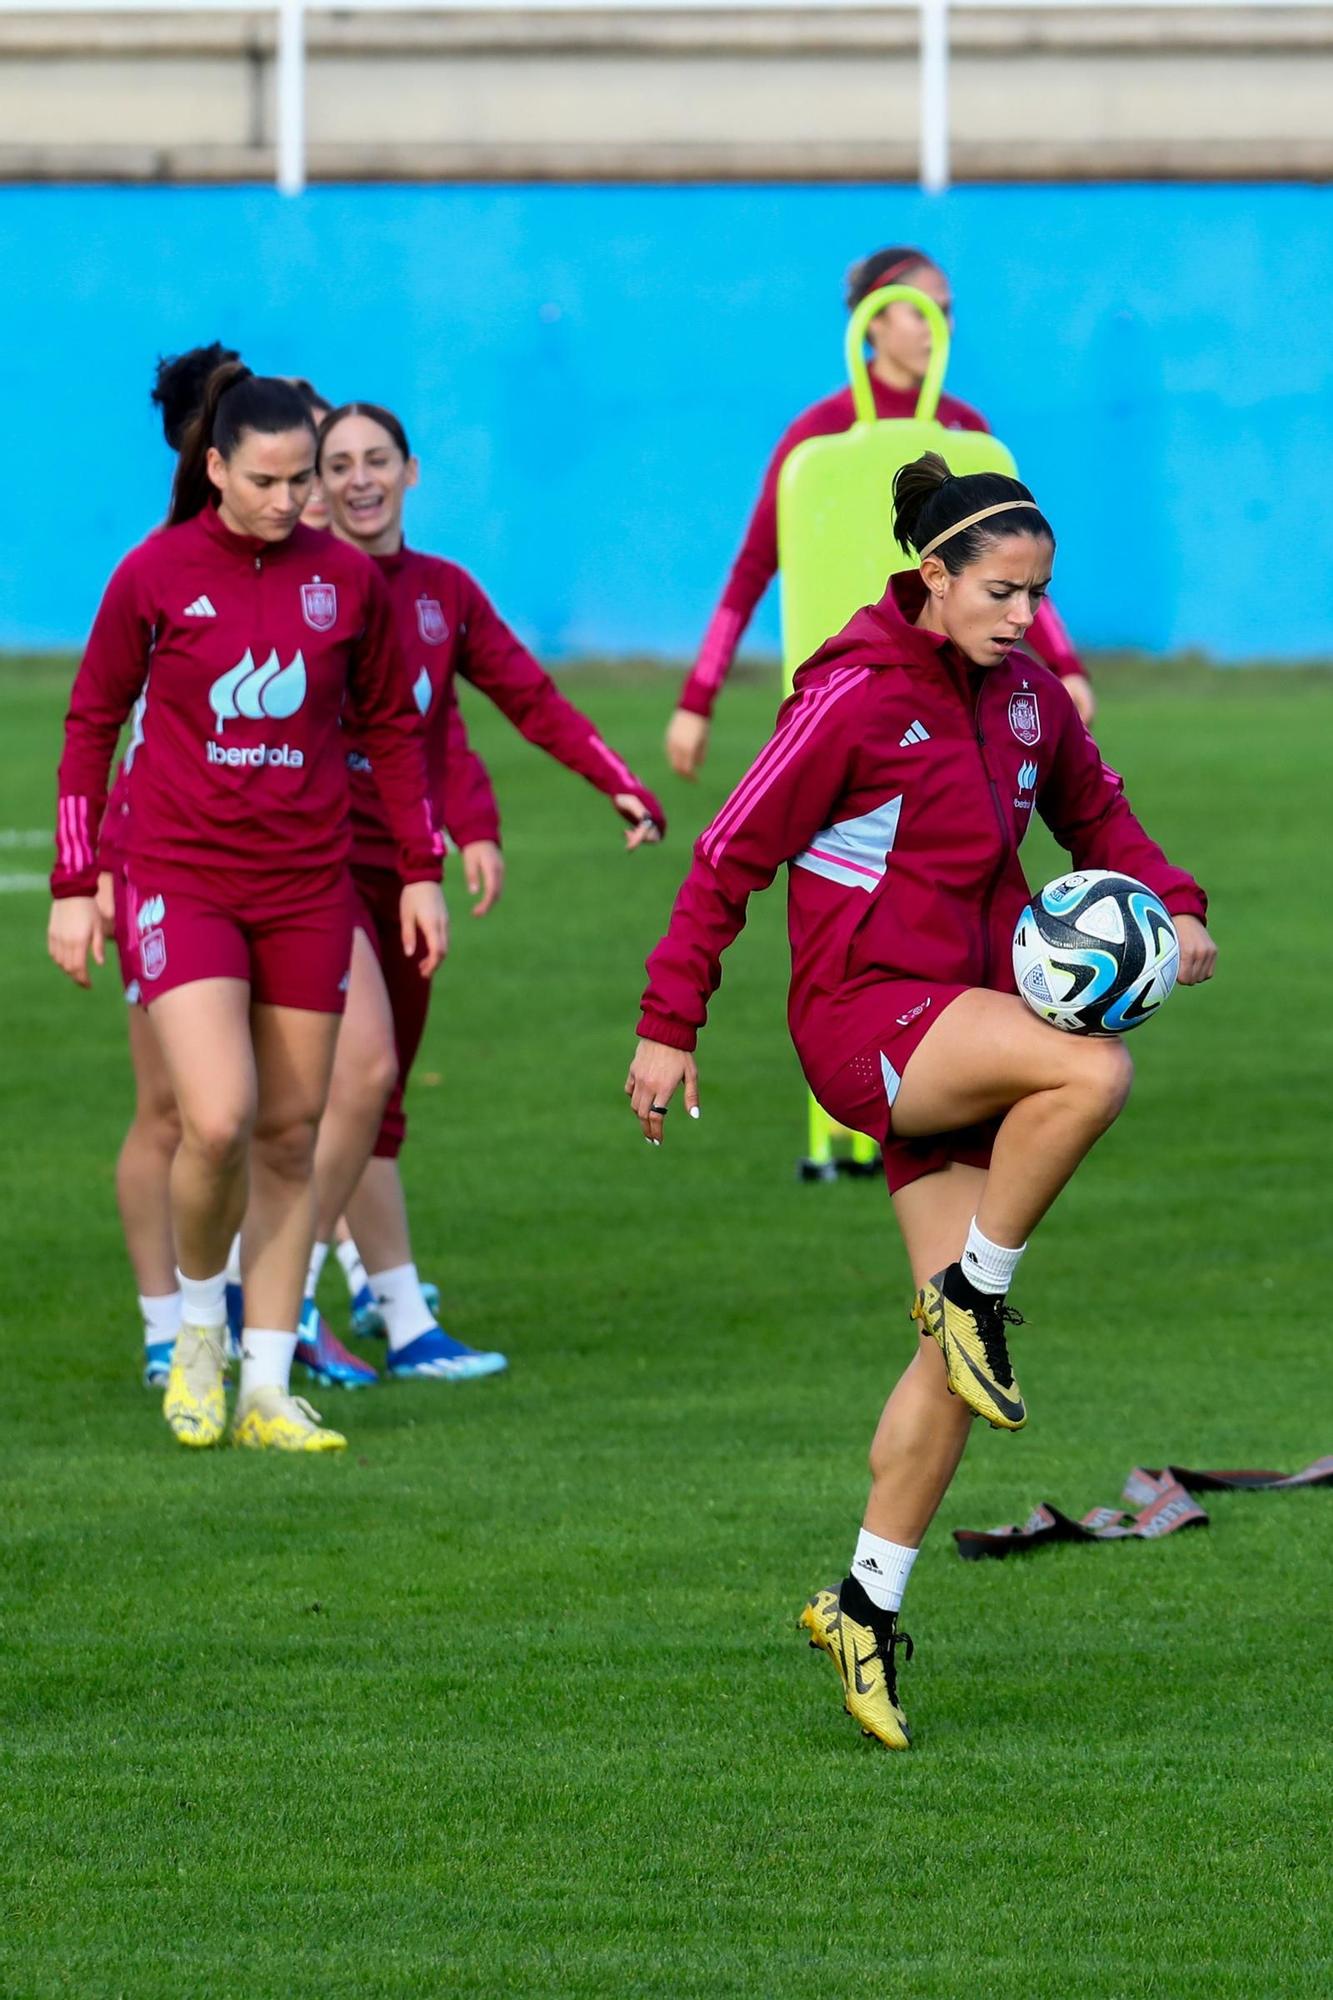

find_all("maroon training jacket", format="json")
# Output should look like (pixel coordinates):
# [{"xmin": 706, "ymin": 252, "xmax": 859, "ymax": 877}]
[
  {"xmin": 53, "ymin": 507, "xmax": 439, "ymax": 899},
  {"xmin": 641, "ymin": 574, "xmax": 1206, "ymax": 1099}
]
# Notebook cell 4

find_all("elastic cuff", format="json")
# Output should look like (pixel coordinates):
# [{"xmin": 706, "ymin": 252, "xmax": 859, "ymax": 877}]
[
  {"xmin": 676, "ymin": 687, "xmax": 715, "ymax": 721},
  {"xmin": 636, "ymin": 1013, "xmax": 698, "ymax": 1052},
  {"xmin": 1164, "ymin": 890, "xmax": 1208, "ymax": 923}
]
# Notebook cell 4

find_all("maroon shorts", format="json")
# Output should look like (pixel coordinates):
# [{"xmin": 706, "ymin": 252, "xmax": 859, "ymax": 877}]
[
  {"xmin": 351, "ymin": 862, "xmax": 434, "ymax": 1159},
  {"xmin": 111, "ymin": 863, "xmax": 146, "ymax": 1008},
  {"xmin": 124, "ymin": 867, "xmax": 355, "ymax": 1014},
  {"xmin": 814, "ymin": 980, "xmax": 999, "ymax": 1196}
]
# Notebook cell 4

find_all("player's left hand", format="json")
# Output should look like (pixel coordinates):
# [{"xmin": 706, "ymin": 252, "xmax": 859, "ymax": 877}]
[
  {"xmin": 613, "ymin": 794, "xmax": 663, "ymax": 851},
  {"xmin": 461, "ymin": 840, "xmax": 505, "ymax": 918},
  {"xmin": 47, "ymin": 894, "xmax": 105, "ymax": 990},
  {"xmin": 400, "ymin": 880, "xmax": 449, "ymax": 977},
  {"xmin": 1174, "ymin": 914, "xmax": 1217, "ymax": 985},
  {"xmin": 625, "ymin": 1038, "xmax": 700, "ymax": 1145}
]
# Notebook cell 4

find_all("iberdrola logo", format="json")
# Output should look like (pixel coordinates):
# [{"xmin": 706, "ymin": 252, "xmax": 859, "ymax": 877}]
[{"xmin": 208, "ymin": 649, "xmax": 307, "ymax": 733}]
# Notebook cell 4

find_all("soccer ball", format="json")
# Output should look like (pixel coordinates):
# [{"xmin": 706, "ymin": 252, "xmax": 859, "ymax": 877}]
[{"xmin": 1012, "ymin": 869, "xmax": 1180, "ymax": 1035}]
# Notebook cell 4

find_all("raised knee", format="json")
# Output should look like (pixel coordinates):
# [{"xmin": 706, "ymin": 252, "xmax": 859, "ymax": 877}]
[{"xmin": 1079, "ymin": 1038, "xmax": 1134, "ymax": 1129}]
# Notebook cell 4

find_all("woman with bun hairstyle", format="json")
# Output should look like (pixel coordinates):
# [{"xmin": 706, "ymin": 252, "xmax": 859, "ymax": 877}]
[
  {"xmin": 49, "ymin": 363, "xmax": 446, "ymax": 1453},
  {"xmin": 301, "ymin": 400, "xmax": 667, "ymax": 1379},
  {"xmin": 666, "ymin": 246, "xmax": 1095, "ymax": 780},
  {"xmin": 630, "ymin": 452, "xmax": 1215, "ymax": 1748}
]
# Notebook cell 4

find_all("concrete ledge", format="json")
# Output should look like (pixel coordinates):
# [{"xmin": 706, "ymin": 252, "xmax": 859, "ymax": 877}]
[
  {"xmin": 5, "ymin": 137, "xmax": 1333, "ymax": 181},
  {"xmin": 3, "ymin": 7, "xmax": 1333, "ymax": 55}
]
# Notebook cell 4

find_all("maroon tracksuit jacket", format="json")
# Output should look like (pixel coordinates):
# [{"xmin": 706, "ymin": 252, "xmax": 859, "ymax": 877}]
[
  {"xmin": 679, "ymin": 378, "xmax": 1086, "ymax": 719},
  {"xmin": 53, "ymin": 507, "xmax": 439, "ymax": 899},
  {"xmin": 641, "ymin": 574, "xmax": 1205, "ymax": 1105},
  {"xmin": 344, "ymin": 544, "xmax": 666, "ymax": 870}
]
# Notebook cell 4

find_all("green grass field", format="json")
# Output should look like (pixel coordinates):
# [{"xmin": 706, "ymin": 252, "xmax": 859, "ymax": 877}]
[{"xmin": 1, "ymin": 656, "xmax": 1329, "ymax": 1999}]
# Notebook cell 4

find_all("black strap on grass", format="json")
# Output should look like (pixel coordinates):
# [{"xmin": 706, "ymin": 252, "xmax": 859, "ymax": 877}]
[{"xmin": 953, "ymin": 1455, "xmax": 1333, "ymax": 1561}]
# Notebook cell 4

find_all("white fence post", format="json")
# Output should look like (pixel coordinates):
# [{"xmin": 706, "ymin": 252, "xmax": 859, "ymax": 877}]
[
  {"xmin": 919, "ymin": 0, "xmax": 950, "ymax": 195},
  {"xmin": 276, "ymin": 0, "xmax": 306, "ymax": 195}
]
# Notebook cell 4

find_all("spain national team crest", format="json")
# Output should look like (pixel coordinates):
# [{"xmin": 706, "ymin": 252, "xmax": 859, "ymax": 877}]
[
  {"xmin": 300, "ymin": 579, "xmax": 338, "ymax": 632},
  {"xmin": 416, "ymin": 596, "xmax": 448, "ymax": 645},
  {"xmin": 1008, "ymin": 691, "xmax": 1041, "ymax": 746}
]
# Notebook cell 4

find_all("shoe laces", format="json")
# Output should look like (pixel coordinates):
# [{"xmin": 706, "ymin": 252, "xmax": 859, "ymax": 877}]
[
  {"xmin": 973, "ymin": 1300, "xmax": 1025, "ymax": 1385},
  {"xmin": 878, "ymin": 1624, "xmax": 915, "ymax": 1704}
]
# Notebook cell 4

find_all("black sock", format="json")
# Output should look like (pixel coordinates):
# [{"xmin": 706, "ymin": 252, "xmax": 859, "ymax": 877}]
[{"xmin": 942, "ymin": 1261, "xmax": 998, "ymax": 1316}]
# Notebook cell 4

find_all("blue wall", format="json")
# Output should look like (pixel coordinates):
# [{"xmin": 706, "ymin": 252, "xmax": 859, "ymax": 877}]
[{"xmin": 4, "ymin": 184, "xmax": 1331, "ymax": 659}]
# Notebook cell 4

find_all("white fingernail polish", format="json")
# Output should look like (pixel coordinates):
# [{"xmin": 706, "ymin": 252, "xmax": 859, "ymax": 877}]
[{"xmin": 688, "ymin": 1106, "xmax": 700, "ymax": 1119}]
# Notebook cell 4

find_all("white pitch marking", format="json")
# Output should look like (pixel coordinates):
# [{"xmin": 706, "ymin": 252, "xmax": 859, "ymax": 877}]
[
  {"xmin": 0, "ymin": 872, "xmax": 49, "ymax": 893},
  {"xmin": 0, "ymin": 830, "xmax": 51, "ymax": 849}
]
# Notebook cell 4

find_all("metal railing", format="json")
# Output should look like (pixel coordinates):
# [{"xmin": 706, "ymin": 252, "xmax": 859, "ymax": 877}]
[{"xmin": 1, "ymin": 0, "xmax": 1327, "ymax": 197}]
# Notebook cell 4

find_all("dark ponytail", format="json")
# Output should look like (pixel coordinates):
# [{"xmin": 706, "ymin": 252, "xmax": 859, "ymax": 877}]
[
  {"xmin": 844, "ymin": 245, "xmax": 934, "ymax": 312},
  {"xmin": 151, "ymin": 340, "xmax": 241, "ymax": 451},
  {"xmin": 892, "ymin": 451, "xmax": 1054, "ymax": 571},
  {"xmin": 316, "ymin": 400, "xmax": 411, "ymax": 468},
  {"xmin": 168, "ymin": 365, "xmax": 316, "ymax": 526}
]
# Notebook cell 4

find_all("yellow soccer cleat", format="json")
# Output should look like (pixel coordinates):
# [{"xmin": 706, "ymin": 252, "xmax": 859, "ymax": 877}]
[
  {"xmin": 799, "ymin": 1577, "xmax": 913, "ymax": 1750},
  {"xmin": 911, "ymin": 1266, "xmax": 1027, "ymax": 1431},
  {"xmin": 232, "ymin": 1386, "xmax": 347, "ymax": 1453},
  {"xmin": 163, "ymin": 1325, "xmax": 229, "ymax": 1448}
]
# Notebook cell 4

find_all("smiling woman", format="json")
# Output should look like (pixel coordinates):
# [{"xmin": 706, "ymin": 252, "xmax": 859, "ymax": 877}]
[{"xmin": 46, "ymin": 362, "xmax": 446, "ymax": 1457}]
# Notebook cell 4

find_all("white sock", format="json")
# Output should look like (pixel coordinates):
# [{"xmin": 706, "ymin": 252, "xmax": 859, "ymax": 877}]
[
  {"xmin": 851, "ymin": 1529, "xmax": 919, "ymax": 1613},
  {"xmin": 240, "ymin": 1328, "xmax": 298, "ymax": 1398},
  {"xmin": 139, "ymin": 1291, "xmax": 182, "ymax": 1348},
  {"xmin": 306, "ymin": 1240, "xmax": 330, "ymax": 1300},
  {"xmin": 961, "ymin": 1217, "xmax": 1026, "ymax": 1297},
  {"xmin": 336, "ymin": 1237, "xmax": 369, "ymax": 1298},
  {"xmin": 176, "ymin": 1268, "xmax": 227, "ymax": 1330},
  {"xmin": 369, "ymin": 1263, "xmax": 437, "ymax": 1351},
  {"xmin": 225, "ymin": 1234, "xmax": 243, "ymax": 1286}
]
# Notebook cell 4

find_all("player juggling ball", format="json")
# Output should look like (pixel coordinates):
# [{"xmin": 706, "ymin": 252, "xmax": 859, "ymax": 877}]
[
  {"xmin": 306, "ymin": 401, "xmax": 666, "ymax": 1380},
  {"xmin": 666, "ymin": 244, "xmax": 1095, "ymax": 782},
  {"xmin": 628, "ymin": 452, "xmax": 1216, "ymax": 1749},
  {"xmin": 48, "ymin": 364, "xmax": 446, "ymax": 1454}
]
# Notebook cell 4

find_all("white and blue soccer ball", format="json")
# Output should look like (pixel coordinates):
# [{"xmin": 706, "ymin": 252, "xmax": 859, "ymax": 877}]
[{"xmin": 1012, "ymin": 869, "xmax": 1180, "ymax": 1035}]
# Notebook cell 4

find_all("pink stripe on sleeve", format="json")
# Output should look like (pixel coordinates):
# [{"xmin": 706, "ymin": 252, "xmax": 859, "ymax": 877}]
[
  {"xmin": 700, "ymin": 667, "xmax": 869, "ymax": 867},
  {"xmin": 692, "ymin": 607, "xmax": 744, "ymax": 693}
]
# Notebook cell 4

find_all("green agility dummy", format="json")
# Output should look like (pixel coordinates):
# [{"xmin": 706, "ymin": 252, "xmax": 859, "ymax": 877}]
[{"xmin": 776, "ymin": 286, "xmax": 1019, "ymax": 1179}]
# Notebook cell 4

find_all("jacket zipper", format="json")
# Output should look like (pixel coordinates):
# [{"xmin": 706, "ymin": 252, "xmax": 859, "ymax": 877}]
[{"xmin": 972, "ymin": 682, "xmax": 1013, "ymax": 989}]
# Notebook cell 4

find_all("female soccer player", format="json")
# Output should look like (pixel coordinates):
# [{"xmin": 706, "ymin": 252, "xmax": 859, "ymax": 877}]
[
  {"xmin": 49, "ymin": 364, "xmax": 446, "ymax": 1452},
  {"xmin": 629, "ymin": 452, "xmax": 1216, "ymax": 1748},
  {"xmin": 666, "ymin": 246, "xmax": 1096, "ymax": 781},
  {"xmin": 300, "ymin": 400, "xmax": 667, "ymax": 1381}
]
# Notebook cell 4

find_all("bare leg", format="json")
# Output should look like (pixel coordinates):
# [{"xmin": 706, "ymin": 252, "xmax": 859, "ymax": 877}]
[
  {"xmin": 147, "ymin": 979, "xmax": 255, "ymax": 1282},
  {"xmin": 244, "ymin": 1003, "xmax": 342, "ymax": 1333},
  {"xmin": 115, "ymin": 1006, "xmax": 181, "ymax": 1297},
  {"xmin": 891, "ymin": 989, "xmax": 1133, "ymax": 1246},
  {"xmin": 343, "ymin": 1156, "xmax": 415, "ymax": 1276},
  {"xmin": 861, "ymin": 1165, "xmax": 987, "ymax": 1546},
  {"xmin": 311, "ymin": 929, "xmax": 397, "ymax": 1245}
]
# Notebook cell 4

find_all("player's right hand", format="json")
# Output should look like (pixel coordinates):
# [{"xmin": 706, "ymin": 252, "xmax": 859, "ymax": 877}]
[
  {"xmin": 666, "ymin": 708, "xmax": 709, "ymax": 781},
  {"xmin": 47, "ymin": 895, "xmax": 105, "ymax": 990},
  {"xmin": 625, "ymin": 1038, "xmax": 700, "ymax": 1146}
]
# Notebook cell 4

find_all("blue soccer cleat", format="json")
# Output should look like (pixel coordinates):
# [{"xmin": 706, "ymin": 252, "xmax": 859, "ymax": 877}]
[
  {"xmin": 351, "ymin": 1277, "xmax": 441, "ymax": 1338},
  {"xmin": 296, "ymin": 1299, "xmax": 379, "ymax": 1389},
  {"xmin": 225, "ymin": 1280, "xmax": 245, "ymax": 1361},
  {"xmin": 143, "ymin": 1339, "xmax": 174, "ymax": 1390},
  {"xmin": 386, "ymin": 1328, "xmax": 508, "ymax": 1382}
]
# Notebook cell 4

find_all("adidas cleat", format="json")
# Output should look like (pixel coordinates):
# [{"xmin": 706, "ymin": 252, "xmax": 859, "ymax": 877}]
[
  {"xmin": 799, "ymin": 1576, "xmax": 914, "ymax": 1750},
  {"xmin": 163, "ymin": 1325, "xmax": 228, "ymax": 1448},
  {"xmin": 911, "ymin": 1266, "xmax": 1027, "ymax": 1431},
  {"xmin": 143, "ymin": 1340, "xmax": 175, "ymax": 1390},
  {"xmin": 232, "ymin": 1387, "xmax": 346, "ymax": 1453},
  {"xmin": 295, "ymin": 1300, "xmax": 378, "ymax": 1389},
  {"xmin": 352, "ymin": 1277, "xmax": 441, "ymax": 1339},
  {"xmin": 386, "ymin": 1329, "xmax": 508, "ymax": 1382}
]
